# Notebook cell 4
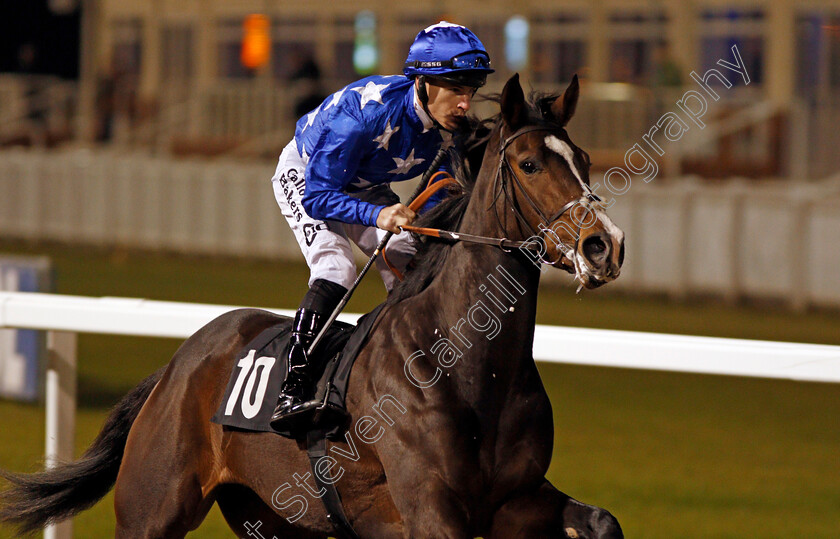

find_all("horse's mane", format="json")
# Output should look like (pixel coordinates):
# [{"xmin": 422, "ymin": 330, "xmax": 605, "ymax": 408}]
[
  {"xmin": 383, "ymin": 136, "xmax": 476, "ymax": 305},
  {"xmin": 385, "ymin": 92, "xmax": 561, "ymax": 305}
]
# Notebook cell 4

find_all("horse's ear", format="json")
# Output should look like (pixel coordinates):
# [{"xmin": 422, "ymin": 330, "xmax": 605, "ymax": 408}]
[
  {"xmin": 501, "ymin": 73, "xmax": 527, "ymax": 131},
  {"xmin": 550, "ymin": 74, "xmax": 580, "ymax": 127}
]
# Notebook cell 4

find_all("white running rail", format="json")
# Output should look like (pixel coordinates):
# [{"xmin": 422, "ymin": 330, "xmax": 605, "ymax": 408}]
[{"xmin": 1, "ymin": 291, "xmax": 839, "ymax": 538}]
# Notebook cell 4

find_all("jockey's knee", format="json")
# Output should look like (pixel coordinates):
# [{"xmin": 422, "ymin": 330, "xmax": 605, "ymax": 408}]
[{"xmin": 307, "ymin": 256, "xmax": 356, "ymax": 290}]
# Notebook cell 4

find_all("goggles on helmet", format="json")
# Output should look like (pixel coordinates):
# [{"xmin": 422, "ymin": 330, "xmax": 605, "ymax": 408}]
[{"xmin": 406, "ymin": 50, "xmax": 491, "ymax": 72}]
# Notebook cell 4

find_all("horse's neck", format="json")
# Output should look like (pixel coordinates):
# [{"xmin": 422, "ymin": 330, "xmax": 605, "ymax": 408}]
[
  {"xmin": 461, "ymin": 123, "xmax": 530, "ymax": 242},
  {"xmin": 422, "ymin": 136, "xmax": 543, "ymax": 384},
  {"xmin": 441, "ymin": 241, "xmax": 540, "ymax": 344}
]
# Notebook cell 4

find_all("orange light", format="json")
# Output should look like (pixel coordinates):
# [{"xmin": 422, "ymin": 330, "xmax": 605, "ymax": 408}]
[{"xmin": 241, "ymin": 14, "xmax": 271, "ymax": 70}]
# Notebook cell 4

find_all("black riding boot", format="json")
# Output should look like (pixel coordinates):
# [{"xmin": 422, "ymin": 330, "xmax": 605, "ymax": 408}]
[
  {"xmin": 270, "ymin": 279, "xmax": 346, "ymax": 430},
  {"xmin": 270, "ymin": 308, "xmax": 324, "ymax": 425}
]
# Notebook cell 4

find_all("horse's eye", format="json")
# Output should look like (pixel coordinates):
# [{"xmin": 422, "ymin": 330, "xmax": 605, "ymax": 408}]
[{"xmin": 519, "ymin": 160, "xmax": 538, "ymax": 175}]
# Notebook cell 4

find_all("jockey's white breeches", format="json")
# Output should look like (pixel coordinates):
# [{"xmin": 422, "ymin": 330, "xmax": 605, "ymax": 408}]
[{"xmin": 271, "ymin": 140, "xmax": 416, "ymax": 291}]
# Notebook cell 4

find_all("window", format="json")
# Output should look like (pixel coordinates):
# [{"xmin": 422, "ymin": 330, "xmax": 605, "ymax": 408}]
[
  {"xmin": 161, "ymin": 23, "xmax": 193, "ymax": 83},
  {"xmin": 532, "ymin": 13, "xmax": 587, "ymax": 84},
  {"xmin": 333, "ymin": 16, "xmax": 357, "ymax": 84},
  {"xmin": 700, "ymin": 9, "xmax": 765, "ymax": 87},
  {"xmin": 111, "ymin": 18, "xmax": 142, "ymax": 78},
  {"xmin": 795, "ymin": 13, "xmax": 840, "ymax": 98},
  {"xmin": 217, "ymin": 19, "xmax": 252, "ymax": 78},
  {"xmin": 270, "ymin": 17, "xmax": 318, "ymax": 81},
  {"xmin": 354, "ymin": 11, "xmax": 379, "ymax": 76},
  {"xmin": 607, "ymin": 11, "xmax": 668, "ymax": 84},
  {"xmin": 504, "ymin": 16, "xmax": 529, "ymax": 72}
]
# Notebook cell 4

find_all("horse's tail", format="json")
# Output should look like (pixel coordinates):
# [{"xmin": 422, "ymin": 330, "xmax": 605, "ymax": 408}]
[{"xmin": 0, "ymin": 367, "xmax": 165, "ymax": 535}]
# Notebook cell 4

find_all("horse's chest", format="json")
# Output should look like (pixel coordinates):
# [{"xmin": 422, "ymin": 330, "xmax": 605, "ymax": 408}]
[{"xmin": 448, "ymin": 388, "xmax": 554, "ymax": 488}]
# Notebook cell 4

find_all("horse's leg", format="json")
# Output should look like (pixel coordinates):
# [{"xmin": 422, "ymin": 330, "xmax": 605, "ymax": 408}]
[
  {"xmin": 112, "ymin": 373, "xmax": 220, "ymax": 538},
  {"xmin": 487, "ymin": 479, "xmax": 623, "ymax": 539}
]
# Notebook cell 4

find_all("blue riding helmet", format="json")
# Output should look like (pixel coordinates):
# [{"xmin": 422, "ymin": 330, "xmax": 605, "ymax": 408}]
[{"xmin": 404, "ymin": 22, "xmax": 494, "ymax": 88}]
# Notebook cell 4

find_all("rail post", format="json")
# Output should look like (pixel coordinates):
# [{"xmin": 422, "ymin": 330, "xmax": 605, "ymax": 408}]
[{"xmin": 44, "ymin": 330, "xmax": 77, "ymax": 539}]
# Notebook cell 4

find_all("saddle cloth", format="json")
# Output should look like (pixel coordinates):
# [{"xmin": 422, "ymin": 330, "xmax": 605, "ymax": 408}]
[{"xmin": 211, "ymin": 304, "xmax": 385, "ymax": 439}]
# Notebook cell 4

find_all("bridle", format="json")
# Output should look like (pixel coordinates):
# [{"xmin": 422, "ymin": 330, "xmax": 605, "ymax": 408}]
[
  {"xmin": 493, "ymin": 124, "xmax": 603, "ymax": 269},
  {"xmin": 400, "ymin": 122, "xmax": 604, "ymax": 276}
]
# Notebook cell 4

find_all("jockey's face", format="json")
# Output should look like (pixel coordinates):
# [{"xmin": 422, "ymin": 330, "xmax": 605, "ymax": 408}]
[{"xmin": 422, "ymin": 78, "xmax": 477, "ymax": 131}]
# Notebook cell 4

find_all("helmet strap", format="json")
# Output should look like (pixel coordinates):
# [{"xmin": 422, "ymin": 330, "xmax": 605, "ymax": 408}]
[{"xmin": 416, "ymin": 76, "xmax": 447, "ymax": 132}]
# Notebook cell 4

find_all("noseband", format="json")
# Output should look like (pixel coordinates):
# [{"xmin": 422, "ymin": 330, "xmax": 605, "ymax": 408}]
[{"xmin": 495, "ymin": 124, "xmax": 602, "ymax": 267}]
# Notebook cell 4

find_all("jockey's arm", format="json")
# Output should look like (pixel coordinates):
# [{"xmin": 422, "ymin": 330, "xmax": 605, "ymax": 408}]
[
  {"xmin": 301, "ymin": 113, "xmax": 387, "ymax": 228},
  {"xmin": 300, "ymin": 106, "xmax": 434, "ymax": 233}
]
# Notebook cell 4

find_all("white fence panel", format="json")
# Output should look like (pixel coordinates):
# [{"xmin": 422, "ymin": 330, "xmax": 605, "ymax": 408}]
[
  {"xmin": 12, "ymin": 151, "xmax": 45, "ymax": 240},
  {"xmin": 3, "ymin": 148, "xmax": 840, "ymax": 308},
  {"xmin": 135, "ymin": 156, "xmax": 166, "ymax": 249},
  {"xmin": 636, "ymin": 187, "xmax": 687, "ymax": 294},
  {"xmin": 79, "ymin": 153, "xmax": 108, "ymax": 244},
  {"xmin": 808, "ymin": 198, "xmax": 840, "ymax": 306},
  {"xmin": 740, "ymin": 196, "xmax": 798, "ymax": 298},
  {"xmin": 686, "ymin": 186, "xmax": 739, "ymax": 294}
]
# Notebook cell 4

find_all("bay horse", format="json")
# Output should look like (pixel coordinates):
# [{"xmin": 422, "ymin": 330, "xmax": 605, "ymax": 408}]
[{"xmin": 0, "ymin": 74, "xmax": 625, "ymax": 538}]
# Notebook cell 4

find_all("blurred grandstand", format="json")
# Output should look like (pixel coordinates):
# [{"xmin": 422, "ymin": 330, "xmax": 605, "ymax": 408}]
[{"xmin": 2, "ymin": 0, "xmax": 840, "ymax": 309}]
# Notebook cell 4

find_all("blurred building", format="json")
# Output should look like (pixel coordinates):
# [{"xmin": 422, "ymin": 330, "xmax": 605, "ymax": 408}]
[
  {"xmin": 2, "ymin": 0, "xmax": 840, "ymax": 177},
  {"xmin": 3, "ymin": 1, "xmax": 840, "ymax": 308}
]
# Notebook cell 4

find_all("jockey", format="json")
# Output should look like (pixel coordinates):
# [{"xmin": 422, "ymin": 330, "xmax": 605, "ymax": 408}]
[{"xmin": 270, "ymin": 21, "xmax": 494, "ymax": 427}]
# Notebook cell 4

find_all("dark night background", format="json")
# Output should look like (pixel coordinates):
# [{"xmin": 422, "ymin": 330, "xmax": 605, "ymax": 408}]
[{"xmin": 0, "ymin": 0, "xmax": 81, "ymax": 79}]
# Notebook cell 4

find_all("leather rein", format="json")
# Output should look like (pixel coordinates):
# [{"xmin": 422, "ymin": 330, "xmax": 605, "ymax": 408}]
[{"xmin": 401, "ymin": 124, "xmax": 602, "ymax": 269}]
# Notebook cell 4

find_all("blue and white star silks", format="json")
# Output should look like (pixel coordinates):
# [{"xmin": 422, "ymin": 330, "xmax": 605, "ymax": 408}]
[
  {"xmin": 293, "ymin": 75, "xmax": 447, "ymax": 227},
  {"xmin": 373, "ymin": 120, "xmax": 399, "ymax": 150},
  {"xmin": 353, "ymin": 81, "xmax": 390, "ymax": 109},
  {"xmin": 389, "ymin": 149, "xmax": 425, "ymax": 174},
  {"xmin": 323, "ymin": 87, "xmax": 347, "ymax": 111},
  {"xmin": 301, "ymin": 104, "xmax": 321, "ymax": 132}
]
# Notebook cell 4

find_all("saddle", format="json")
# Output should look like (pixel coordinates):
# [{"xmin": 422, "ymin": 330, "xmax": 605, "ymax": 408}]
[{"xmin": 211, "ymin": 304, "xmax": 385, "ymax": 440}]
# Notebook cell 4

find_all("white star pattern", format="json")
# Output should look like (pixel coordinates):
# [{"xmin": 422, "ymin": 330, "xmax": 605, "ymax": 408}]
[
  {"xmin": 389, "ymin": 149, "xmax": 425, "ymax": 175},
  {"xmin": 302, "ymin": 104, "xmax": 321, "ymax": 132},
  {"xmin": 324, "ymin": 87, "xmax": 347, "ymax": 110},
  {"xmin": 352, "ymin": 81, "xmax": 390, "ymax": 110},
  {"xmin": 373, "ymin": 120, "xmax": 400, "ymax": 150}
]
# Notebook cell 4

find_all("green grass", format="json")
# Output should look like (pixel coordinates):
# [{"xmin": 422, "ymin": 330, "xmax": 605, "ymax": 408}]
[{"xmin": 1, "ymin": 240, "xmax": 839, "ymax": 538}]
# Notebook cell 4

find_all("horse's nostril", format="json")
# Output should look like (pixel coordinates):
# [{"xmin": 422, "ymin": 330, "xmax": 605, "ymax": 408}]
[
  {"xmin": 618, "ymin": 240, "xmax": 625, "ymax": 267},
  {"xmin": 582, "ymin": 235, "xmax": 608, "ymax": 263}
]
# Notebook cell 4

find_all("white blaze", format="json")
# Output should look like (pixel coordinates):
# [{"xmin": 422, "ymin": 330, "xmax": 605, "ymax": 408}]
[
  {"xmin": 545, "ymin": 134, "xmax": 624, "ymax": 281},
  {"xmin": 544, "ymin": 135, "xmax": 585, "ymax": 190}
]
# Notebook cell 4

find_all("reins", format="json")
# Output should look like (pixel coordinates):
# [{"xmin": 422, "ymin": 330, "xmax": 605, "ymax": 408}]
[
  {"xmin": 400, "ymin": 224, "xmax": 540, "ymax": 253},
  {"xmin": 395, "ymin": 124, "xmax": 603, "ymax": 275},
  {"xmin": 401, "ymin": 171, "xmax": 544, "ymax": 253},
  {"xmin": 390, "ymin": 170, "xmax": 543, "ymax": 280}
]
